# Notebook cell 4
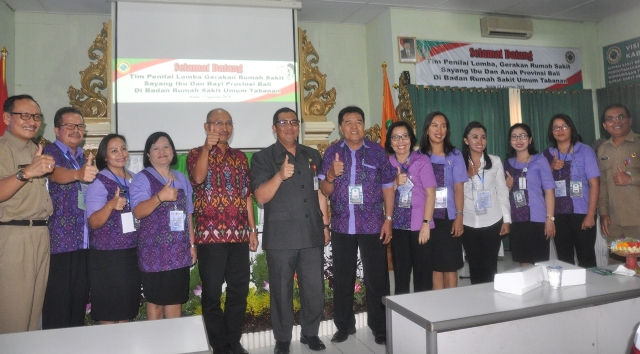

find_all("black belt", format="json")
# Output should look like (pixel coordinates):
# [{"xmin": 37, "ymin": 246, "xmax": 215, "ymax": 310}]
[{"xmin": 0, "ymin": 220, "xmax": 48, "ymax": 226}]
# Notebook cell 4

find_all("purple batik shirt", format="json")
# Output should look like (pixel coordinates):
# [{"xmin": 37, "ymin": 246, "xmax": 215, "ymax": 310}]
[
  {"xmin": 86, "ymin": 169, "xmax": 138, "ymax": 250},
  {"xmin": 389, "ymin": 151, "xmax": 437, "ymax": 231},
  {"xmin": 505, "ymin": 154, "xmax": 556, "ymax": 223},
  {"xmin": 319, "ymin": 139, "xmax": 395, "ymax": 235},
  {"xmin": 428, "ymin": 149, "xmax": 468, "ymax": 219},
  {"xmin": 131, "ymin": 168, "xmax": 193, "ymax": 272},
  {"xmin": 544, "ymin": 142, "xmax": 600, "ymax": 215},
  {"xmin": 44, "ymin": 140, "xmax": 88, "ymax": 254}
]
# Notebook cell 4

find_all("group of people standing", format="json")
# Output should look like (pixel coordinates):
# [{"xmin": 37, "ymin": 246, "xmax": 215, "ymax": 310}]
[{"xmin": 1, "ymin": 93, "xmax": 638, "ymax": 354}]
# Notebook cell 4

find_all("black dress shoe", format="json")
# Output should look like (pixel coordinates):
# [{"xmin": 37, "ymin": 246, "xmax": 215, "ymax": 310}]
[
  {"xmin": 273, "ymin": 340, "xmax": 290, "ymax": 354},
  {"xmin": 331, "ymin": 330, "xmax": 349, "ymax": 343},
  {"xmin": 374, "ymin": 333, "xmax": 386, "ymax": 345},
  {"xmin": 300, "ymin": 334, "xmax": 326, "ymax": 351},
  {"xmin": 228, "ymin": 342, "xmax": 249, "ymax": 354}
]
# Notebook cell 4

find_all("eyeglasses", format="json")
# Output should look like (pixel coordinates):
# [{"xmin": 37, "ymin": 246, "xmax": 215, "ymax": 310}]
[
  {"xmin": 58, "ymin": 123, "xmax": 87, "ymax": 131},
  {"xmin": 552, "ymin": 124, "xmax": 569, "ymax": 132},
  {"xmin": 207, "ymin": 121, "xmax": 233, "ymax": 127},
  {"xmin": 11, "ymin": 112, "xmax": 43, "ymax": 122},
  {"xmin": 275, "ymin": 120, "xmax": 300, "ymax": 126},
  {"xmin": 605, "ymin": 114, "xmax": 628, "ymax": 123},
  {"xmin": 391, "ymin": 134, "xmax": 410, "ymax": 142},
  {"xmin": 510, "ymin": 134, "xmax": 529, "ymax": 141}
]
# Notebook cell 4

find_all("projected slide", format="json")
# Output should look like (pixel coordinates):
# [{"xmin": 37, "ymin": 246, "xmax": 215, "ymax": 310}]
[{"xmin": 115, "ymin": 59, "xmax": 296, "ymax": 103}]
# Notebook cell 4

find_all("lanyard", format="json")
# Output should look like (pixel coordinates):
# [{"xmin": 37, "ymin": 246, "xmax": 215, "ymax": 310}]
[
  {"xmin": 395, "ymin": 153, "xmax": 411, "ymax": 175},
  {"xmin": 343, "ymin": 142, "xmax": 366, "ymax": 184},
  {"xmin": 556, "ymin": 145, "xmax": 574, "ymax": 179},
  {"xmin": 108, "ymin": 168, "xmax": 130, "ymax": 206},
  {"xmin": 55, "ymin": 144, "xmax": 82, "ymax": 170}
]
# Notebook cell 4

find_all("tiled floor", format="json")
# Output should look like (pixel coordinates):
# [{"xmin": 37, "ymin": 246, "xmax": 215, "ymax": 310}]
[{"xmin": 250, "ymin": 251, "xmax": 520, "ymax": 354}]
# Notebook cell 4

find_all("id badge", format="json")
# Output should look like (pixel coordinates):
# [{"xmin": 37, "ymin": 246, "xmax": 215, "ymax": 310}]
[
  {"xmin": 435, "ymin": 187, "xmax": 448, "ymax": 209},
  {"xmin": 170, "ymin": 210, "xmax": 185, "ymax": 231},
  {"xmin": 513, "ymin": 190, "xmax": 527, "ymax": 208},
  {"xmin": 569, "ymin": 180, "xmax": 583, "ymax": 198},
  {"xmin": 518, "ymin": 176, "xmax": 527, "ymax": 190},
  {"xmin": 476, "ymin": 190, "xmax": 492, "ymax": 208},
  {"xmin": 397, "ymin": 178, "xmax": 414, "ymax": 208},
  {"xmin": 554, "ymin": 180, "xmax": 567, "ymax": 197},
  {"xmin": 77, "ymin": 184, "xmax": 87, "ymax": 210},
  {"xmin": 313, "ymin": 176, "xmax": 319, "ymax": 190},
  {"xmin": 349, "ymin": 185, "xmax": 364, "ymax": 204},
  {"xmin": 121, "ymin": 212, "xmax": 136, "ymax": 233}
]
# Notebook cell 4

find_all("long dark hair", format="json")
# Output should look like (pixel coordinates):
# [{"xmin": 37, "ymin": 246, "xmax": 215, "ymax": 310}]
[
  {"xmin": 547, "ymin": 113, "xmax": 579, "ymax": 148},
  {"xmin": 96, "ymin": 134, "xmax": 127, "ymax": 171},
  {"xmin": 462, "ymin": 121, "xmax": 492, "ymax": 170},
  {"xmin": 506, "ymin": 123, "xmax": 537, "ymax": 158},
  {"xmin": 419, "ymin": 111, "xmax": 456, "ymax": 156},
  {"xmin": 385, "ymin": 120, "xmax": 417, "ymax": 154},
  {"xmin": 143, "ymin": 132, "xmax": 178, "ymax": 168}
]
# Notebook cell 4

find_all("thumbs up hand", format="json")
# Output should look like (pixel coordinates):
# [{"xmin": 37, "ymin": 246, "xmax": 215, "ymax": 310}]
[
  {"xmin": 328, "ymin": 152, "xmax": 344, "ymax": 182},
  {"xmin": 278, "ymin": 154, "xmax": 295, "ymax": 182},
  {"xmin": 24, "ymin": 144, "xmax": 55, "ymax": 179},
  {"xmin": 613, "ymin": 165, "xmax": 632, "ymax": 186},
  {"xmin": 77, "ymin": 152, "xmax": 98, "ymax": 183},
  {"xmin": 157, "ymin": 176, "xmax": 178, "ymax": 202},
  {"xmin": 551, "ymin": 152, "xmax": 564, "ymax": 171},
  {"xmin": 204, "ymin": 122, "xmax": 220, "ymax": 151},
  {"xmin": 109, "ymin": 187, "xmax": 127, "ymax": 211},
  {"xmin": 505, "ymin": 171, "xmax": 514, "ymax": 190},
  {"xmin": 396, "ymin": 165, "xmax": 407, "ymax": 186}
]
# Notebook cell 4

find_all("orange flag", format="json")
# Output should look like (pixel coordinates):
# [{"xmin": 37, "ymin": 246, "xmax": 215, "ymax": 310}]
[
  {"xmin": 0, "ymin": 48, "xmax": 8, "ymax": 136},
  {"xmin": 380, "ymin": 62, "xmax": 397, "ymax": 147}
]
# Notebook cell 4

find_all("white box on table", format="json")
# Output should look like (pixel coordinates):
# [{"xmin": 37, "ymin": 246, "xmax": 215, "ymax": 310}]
[
  {"xmin": 494, "ymin": 265, "xmax": 543, "ymax": 295},
  {"xmin": 536, "ymin": 260, "xmax": 586, "ymax": 287}
]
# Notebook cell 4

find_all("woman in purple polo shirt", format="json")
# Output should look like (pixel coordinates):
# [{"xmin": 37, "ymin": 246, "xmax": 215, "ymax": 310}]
[
  {"xmin": 419, "ymin": 111, "xmax": 468, "ymax": 289},
  {"xmin": 131, "ymin": 132, "xmax": 196, "ymax": 320},
  {"xmin": 86, "ymin": 134, "xmax": 140, "ymax": 323},
  {"xmin": 504, "ymin": 123, "xmax": 556, "ymax": 266},
  {"xmin": 386, "ymin": 121, "xmax": 436, "ymax": 294},
  {"xmin": 543, "ymin": 114, "xmax": 600, "ymax": 267}
]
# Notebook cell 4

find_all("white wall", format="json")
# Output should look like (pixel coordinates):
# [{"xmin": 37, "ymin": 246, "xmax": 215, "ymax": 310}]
[
  {"xmin": 13, "ymin": 12, "xmax": 109, "ymax": 141},
  {"xmin": 0, "ymin": 1, "xmax": 15, "ymax": 97}
]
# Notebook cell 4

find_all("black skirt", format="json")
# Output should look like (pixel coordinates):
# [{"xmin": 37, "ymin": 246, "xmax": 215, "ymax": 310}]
[
  {"xmin": 431, "ymin": 217, "xmax": 464, "ymax": 272},
  {"xmin": 141, "ymin": 266, "xmax": 190, "ymax": 305},
  {"xmin": 510, "ymin": 221, "xmax": 549, "ymax": 263},
  {"xmin": 89, "ymin": 248, "xmax": 141, "ymax": 321}
]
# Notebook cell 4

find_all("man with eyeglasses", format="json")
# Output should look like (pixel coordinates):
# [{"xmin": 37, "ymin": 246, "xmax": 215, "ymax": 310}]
[
  {"xmin": 40, "ymin": 106, "xmax": 96, "ymax": 329},
  {"xmin": 251, "ymin": 107, "xmax": 330, "ymax": 354},
  {"xmin": 597, "ymin": 104, "xmax": 640, "ymax": 262},
  {"xmin": 187, "ymin": 108, "xmax": 257, "ymax": 354},
  {"xmin": 0, "ymin": 95, "xmax": 55, "ymax": 333}
]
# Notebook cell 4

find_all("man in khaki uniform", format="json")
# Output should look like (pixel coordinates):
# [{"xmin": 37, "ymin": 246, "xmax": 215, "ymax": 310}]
[
  {"xmin": 0, "ymin": 95, "xmax": 55, "ymax": 334},
  {"xmin": 597, "ymin": 103, "xmax": 640, "ymax": 262}
]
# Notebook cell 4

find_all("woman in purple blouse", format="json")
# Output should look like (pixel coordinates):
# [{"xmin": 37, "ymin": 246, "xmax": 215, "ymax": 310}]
[
  {"xmin": 543, "ymin": 114, "xmax": 600, "ymax": 267},
  {"xmin": 386, "ymin": 121, "xmax": 436, "ymax": 294},
  {"xmin": 419, "ymin": 112, "xmax": 468, "ymax": 290},
  {"xmin": 86, "ymin": 134, "xmax": 140, "ymax": 323},
  {"xmin": 504, "ymin": 123, "xmax": 556, "ymax": 266},
  {"xmin": 131, "ymin": 132, "xmax": 196, "ymax": 320}
]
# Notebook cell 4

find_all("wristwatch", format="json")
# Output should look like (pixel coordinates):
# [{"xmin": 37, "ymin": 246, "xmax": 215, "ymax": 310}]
[
  {"xmin": 385, "ymin": 215, "xmax": 393, "ymax": 221},
  {"xmin": 16, "ymin": 170, "xmax": 29, "ymax": 182},
  {"xmin": 546, "ymin": 215, "xmax": 555, "ymax": 221},
  {"xmin": 423, "ymin": 219, "xmax": 431, "ymax": 224}
]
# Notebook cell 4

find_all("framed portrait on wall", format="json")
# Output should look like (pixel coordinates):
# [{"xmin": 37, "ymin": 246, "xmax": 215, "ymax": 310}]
[{"xmin": 398, "ymin": 37, "xmax": 417, "ymax": 63}]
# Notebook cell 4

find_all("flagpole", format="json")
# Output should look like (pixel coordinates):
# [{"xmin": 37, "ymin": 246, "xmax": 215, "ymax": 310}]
[{"xmin": 1, "ymin": 47, "xmax": 6, "ymax": 85}]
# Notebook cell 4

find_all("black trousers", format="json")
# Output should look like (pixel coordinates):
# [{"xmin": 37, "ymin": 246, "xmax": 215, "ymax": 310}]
[
  {"xmin": 461, "ymin": 219, "xmax": 503, "ymax": 285},
  {"xmin": 391, "ymin": 229, "xmax": 432, "ymax": 294},
  {"xmin": 554, "ymin": 214, "xmax": 597, "ymax": 268},
  {"xmin": 332, "ymin": 232, "xmax": 389, "ymax": 336},
  {"xmin": 42, "ymin": 249, "xmax": 89, "ymax": 329},
  {"xmin": 197, "ymin": 242, "xmax": 250, "ymax": 348}
]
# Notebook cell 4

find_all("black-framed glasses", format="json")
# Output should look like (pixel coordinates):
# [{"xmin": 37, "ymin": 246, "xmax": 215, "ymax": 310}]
[
  {"xmin": 58, "ymin": 123, "xmax": 87, "ymax": 131},
  {"xmin": 207, "ymin": 121, "xmax": 233, "ymax": 127},
  {"xmin": 275, "ymin": 120, "xmax": 300, "ymax": 126},
  {"xmin": 605, "ymin": 114, "xmax": 628, "ymax": 123},
  {"xmin": 552, "ymin": 124, "xmax": 569, "ymax": 131},
  {"xmin": 11, "ymin": 112, "xmax": 43, "ymax": 122},
  {"xmin": 391, "ymin": 134, "xmax": 410, "ymax": 141},
  {"xmin": 510, "ymin": 134, "xmax": 529, "ymax": 141}
]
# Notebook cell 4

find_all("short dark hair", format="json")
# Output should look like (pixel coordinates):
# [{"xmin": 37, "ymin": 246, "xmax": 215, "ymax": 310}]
[
  {"xmin": 385, "ymin": 120, "xmax": 416, "ymax": 154},
  {"xmin": 53, "ymin": 107, "xmax": 83, "ymax": 127},
  {"xmin": 547, "ymin": 113, "xmax": 579, "ymax": 148},
  {"xmin": 507, "ymin": 123, "xmax": 537, "ymax": 158},
  {"xmin": 338, "ymin": 106, "xmax": 365, "ymax": 125},
  {"xmin": 3, "ymin": 94, "xmax": 39, "ymax": 113},
  {"xmin": 461, "ymin": 121, "xmax": 493, "ymax": 170},
  {"xmin": 96, "ymin": 134, "xmax": 127, "ymax": 171},
  {"xmin": 143, "ymin": 132, "xmax": 178, "ymax": 168},
  {"xmin": 601, "ymin": 103, "xmax": 631, "ymax": 123},
  {"xmin": 272, "ymin": 107, "xmax": 297, "ymax": 125},
  {"xmin": 419, "ymin": 111, "xmax": 456, "ymax": 156},
  {"xmin": 206, "ymin": 108, "xmax": 231, "ymax": 122}
]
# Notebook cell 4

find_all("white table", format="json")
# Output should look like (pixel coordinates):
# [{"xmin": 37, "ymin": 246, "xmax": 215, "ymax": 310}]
[{"xmin": 384, "ymin": 270, "xmax": 640, "ymax": 353}]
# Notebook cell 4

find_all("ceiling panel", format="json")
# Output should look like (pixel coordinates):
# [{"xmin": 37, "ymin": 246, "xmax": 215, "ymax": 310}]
[
  {"xmin": 502, "ymin": 0, "xmax": 590, "ymax": 18},
  {"xmin": 298, "ymin": 0, "xmax": 364, "ymax": 23},
  {"xmin": 554, "ymin": 0, "xmax": 640, "ymax": 21},
  {"xmin": 435, "ymin": 0, "xmax": 525, "ymax": 13}
]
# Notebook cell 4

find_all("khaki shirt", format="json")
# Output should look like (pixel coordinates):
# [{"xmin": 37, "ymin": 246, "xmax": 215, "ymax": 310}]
[
  {"xmin": 597, "ymin": 131, "xmax": 640, "ymax": 227},
  {"xmin": 0, "ymin": 131, "xmax": 53, "ymax": 222}
]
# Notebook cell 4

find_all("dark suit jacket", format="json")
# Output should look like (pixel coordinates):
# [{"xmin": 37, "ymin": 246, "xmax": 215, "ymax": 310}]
[
  {"xmin": 250, "ymin": 141, "xmax": 325, "ymax": 250},
  {"xmin": 401, "ymin": 49, "xmax": 413, "ymax": 59}
]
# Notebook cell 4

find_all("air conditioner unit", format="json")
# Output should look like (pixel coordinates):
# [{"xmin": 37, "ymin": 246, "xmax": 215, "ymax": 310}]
[{"xmin": 480, "ymin": 16, "xmax": 533, "ymax": 39}]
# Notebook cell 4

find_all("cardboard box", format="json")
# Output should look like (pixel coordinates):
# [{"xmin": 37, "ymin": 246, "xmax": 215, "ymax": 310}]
[
  {"xmin": 536, "ymin": 260, "xmax": 586, "ymax": 287},
  {"xmin": 494, "ymin": 265, "xmax": 543, "ymax": 295}
]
